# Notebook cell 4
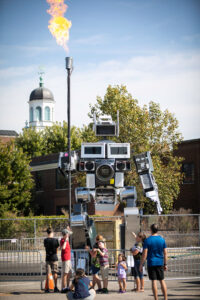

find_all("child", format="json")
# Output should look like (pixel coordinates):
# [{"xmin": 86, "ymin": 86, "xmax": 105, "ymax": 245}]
[
  {"xmin": 85, "ymin": 235, "xmax": 103, "ymax": 293},
  {"xmin": 131, "ymin": 231, "xmax": 146, "ymax": 292},
  {"xmin": 60, "ymin": 228, "xmax": 73, "ymax": 293},
  {"xmin": 116, "ymin": 254, "xmax": 127, "ymax": 293},
  {"xmin": 67, "ymin": 268, "xmax": 96, "ymax": 300},
  {"xmin": 97, "ymin": 240, "xmax": 109, "ymax": 294}
]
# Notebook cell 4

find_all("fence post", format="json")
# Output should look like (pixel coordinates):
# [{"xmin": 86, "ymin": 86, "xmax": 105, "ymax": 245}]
[{"xmin": 34, "ymin": 219, "xmax": 37, "ymax": 249}]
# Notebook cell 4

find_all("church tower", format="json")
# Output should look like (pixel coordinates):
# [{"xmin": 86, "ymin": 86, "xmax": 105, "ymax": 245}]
[{"xmin": 28, "ymin": 72, "xmax": 55, "ymax": 131}]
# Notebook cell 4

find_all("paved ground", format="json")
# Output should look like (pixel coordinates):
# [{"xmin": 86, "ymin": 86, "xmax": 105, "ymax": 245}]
[{"xmin": 0, "ymin": 279, "xmax": 200, "ymax": 300}]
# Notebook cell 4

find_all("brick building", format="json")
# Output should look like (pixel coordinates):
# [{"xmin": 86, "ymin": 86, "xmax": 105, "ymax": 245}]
[
  {"xmin": 174, "ymin": 139, "xmax": 200, "ymax": 213},
  {"xmin": 0, "ymin": 130, "xmax": 18, "ymax": 143},
  {"xmin": 30, "ymin": 153, "xmax": 95, "ymax": 215}
]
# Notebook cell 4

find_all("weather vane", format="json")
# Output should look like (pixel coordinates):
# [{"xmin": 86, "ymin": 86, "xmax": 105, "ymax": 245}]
[{"xmin": 38, "ymin": 66, "xmax": 45, "ymax": 87}]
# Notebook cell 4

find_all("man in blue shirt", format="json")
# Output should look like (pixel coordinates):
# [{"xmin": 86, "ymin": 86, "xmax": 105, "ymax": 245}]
[{"xmin": 140, "ymin": 224, "xmax": 168, "ymax": 300}]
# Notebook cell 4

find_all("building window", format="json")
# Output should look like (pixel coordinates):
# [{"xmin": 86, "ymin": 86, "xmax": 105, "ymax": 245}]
[
  {"xmin": 45, "ymin": 106, "xmax": 50, "ymax": 121},
  {"xmin": 30, "ymin": 107, "xmax": 33, "ymax": 122},
  {"xmin": 35, "ymin": 106, "xmax": 42, "ymax": 121},
  {"xmin": 182, "ymin": 163, "xmax": 195, "ymax": 184},
  {"xmin": 56, "ymin": 169, "xmax": 69, "ymax": 189},
  {"xmin": 35, "ymin": 171, "xmax": 43, "ymax": 191}
]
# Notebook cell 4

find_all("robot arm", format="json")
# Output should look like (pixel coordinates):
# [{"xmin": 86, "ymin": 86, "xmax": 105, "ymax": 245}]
[{"xmin": 134, "ymin": 152, "xmax": 163, "ymax": 215}]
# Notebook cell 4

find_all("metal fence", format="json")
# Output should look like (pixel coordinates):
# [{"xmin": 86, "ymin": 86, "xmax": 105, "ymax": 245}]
[
  {"xmin": 0, "ymin": 214, "xmax": 200, "ymax": 248},
  {"xmin": 140, "ymin": 214, "xmax": 200, "ymax": 247},
  {"xmin": 0, "ymin": 247, "xmax": 199, "ymax": 288},
  {"xmin": 0, "ymin": 214, "xmax": 200, "ymax": 285},
  {"xmin": 106, "ymin": 248, "xmax": 200, "ymax": 280},
  {"xmin": 71, "ymin": 248, "xmax": 200, "ymax": 280},
  {"xmin": 0, "ymin": 250, "xmax": 43, "ymax": 288}
]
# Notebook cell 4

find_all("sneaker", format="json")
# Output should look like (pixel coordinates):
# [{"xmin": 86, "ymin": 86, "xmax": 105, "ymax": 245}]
[
  {"xmin": 96, "ymin": 289, "xmax": 103, "ymax": 294},
  {"xmin": 44, "ymin": 289, "xmax": 50, "ymax": 293},
  {"xmin": 102, "ymin": 288, "xmax": 109, "ymax": 294},
  {"xmin": 54, "ymin": 287, "xmax": 60, "ymax": 293},
  {"xmin": 118, "ymin": 289, "xmax": 122, "ymax": 293},
  {"xmin": 61, "ymin": 287, "xmax": 69, "ymax": 293}
]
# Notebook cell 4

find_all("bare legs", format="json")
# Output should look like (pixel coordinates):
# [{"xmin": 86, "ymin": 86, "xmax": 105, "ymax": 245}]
[
  {"xmin": 118, "ymin": 279, "xmax": 126, "ymax": 292},
  {"xmin": 152, "ymin": 280, "xmax": 168, "ymax": 300},
  {"xmin": 103, "ymin": 278, "xmax": 108, "ymax": 289},
  {"xmin": 152, "ymin": 280, "xmax": 158, "ymax": 300},
  {"xmin": 135, "ymin": 277, "xmax": 144, "ymax": 292},
  {"xmin": 92, "ymin": 274, "xmax": 101, "ymax": 289},
  {"xmin": 53, "ymin": 273, "xmax": 58, "ymax": 288},
  {"xmin": 62, "ymin": 272, "xmax": 70, "ymax": 290},
  {"xmin": 160, "ymin": 280, "xmax": 168, "ymax": 300}
]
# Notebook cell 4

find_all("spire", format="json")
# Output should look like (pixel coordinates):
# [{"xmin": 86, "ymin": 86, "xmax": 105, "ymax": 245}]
[{"xmin": 38, "ymin": 67, "xmax": 45, "ymax": 88}]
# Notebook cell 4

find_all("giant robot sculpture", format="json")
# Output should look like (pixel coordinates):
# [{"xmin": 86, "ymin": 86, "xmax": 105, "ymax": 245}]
[{"xmin": 58, "ymin": 113, "xmax": 162, "ymax": 249}]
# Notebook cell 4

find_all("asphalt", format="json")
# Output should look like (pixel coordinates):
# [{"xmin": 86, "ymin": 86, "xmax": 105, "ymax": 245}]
[{"xmin": 0, "ymin": 279, "xmax": 200, "ymax": 300}]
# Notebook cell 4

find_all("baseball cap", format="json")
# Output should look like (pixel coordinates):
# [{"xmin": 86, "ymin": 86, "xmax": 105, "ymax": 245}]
[{"xmin": 62, "ymin": 228, "xmax": 73, "ymax": 235}]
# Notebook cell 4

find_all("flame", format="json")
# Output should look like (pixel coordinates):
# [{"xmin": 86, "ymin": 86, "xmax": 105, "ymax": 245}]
[{"xmin": 47, "ymin": 0, "xmax": 72, "ymax": 52}]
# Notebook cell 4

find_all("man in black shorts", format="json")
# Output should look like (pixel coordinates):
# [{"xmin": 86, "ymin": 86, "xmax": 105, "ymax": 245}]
[
  {"xmin": 139, "ymin": 224, "xmax": 168, "ymax": 300},
  {"xmin": 44, "ymin": 227, "xmax": 60, "ymax": 293}
]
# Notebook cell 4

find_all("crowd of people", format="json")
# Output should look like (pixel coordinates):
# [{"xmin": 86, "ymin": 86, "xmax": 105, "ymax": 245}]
[{"xmin": 44, "ymin": 223, "xmax": 168, "ymax": 300}]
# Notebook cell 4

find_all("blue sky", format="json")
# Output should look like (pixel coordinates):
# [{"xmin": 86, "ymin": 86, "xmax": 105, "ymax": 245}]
[{"xmin": 0, "ymin": 0, "xmax": 200, "ymax": 140}]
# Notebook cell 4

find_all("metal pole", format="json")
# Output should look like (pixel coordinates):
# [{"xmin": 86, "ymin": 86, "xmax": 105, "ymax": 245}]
[
  {"xmin": 65, "ymin": 57, "xmax": 73, "ymax": 228},
  {"xmin": 34, "ymin": 219, "xmax": 37, "ymax": 249}
]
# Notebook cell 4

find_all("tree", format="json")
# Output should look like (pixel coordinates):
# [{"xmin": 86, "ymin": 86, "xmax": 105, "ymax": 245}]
[
  {"xmin": 43, "ymin": 121, "xmax": 82, "ymax": 154},
  {"xmin": 15, "ymin": 122, "xmax": 83, "ymax": 158},
  {"xmin": 0, "ymin": 141, "xmax": 34, "ymax": 217},
  {"xmin": 89, "ymin": 85, "xmax": 183, "ymax": 214},
  {"xmin": 15, "ymin": 127, "xmax": 44, "ymax": 158}
]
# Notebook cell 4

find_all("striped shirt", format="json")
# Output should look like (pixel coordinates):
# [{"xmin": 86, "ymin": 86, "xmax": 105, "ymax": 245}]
[{"xmin": 99, "ymin": 248, "xmax": 109, "ymax": 266}]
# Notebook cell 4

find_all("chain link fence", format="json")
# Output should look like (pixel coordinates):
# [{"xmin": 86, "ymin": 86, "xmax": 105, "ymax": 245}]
[
  {"xmin": 140, "ymin": 214, "xmax": 200, "ymax": 247},
  {"xmin": 0, "ymin": 214, "xmax": 199, "ymax": 248}
]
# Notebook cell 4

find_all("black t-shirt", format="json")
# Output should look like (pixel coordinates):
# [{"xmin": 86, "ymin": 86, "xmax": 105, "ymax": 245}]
[
  {"xmin": 44, "ymin": 237, "xmax": 59, "ymax": 262},
  {"xmin": 72, "ymin": 277, "xmax": 90, "ymax": 299},
  {"xmin": 92, "ymin": 242, "xmax": 98, "ymax": 249}
]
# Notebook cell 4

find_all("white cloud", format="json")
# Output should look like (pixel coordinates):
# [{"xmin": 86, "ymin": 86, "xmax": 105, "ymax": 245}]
[
  {"xmin": 0, "ymin": 65, "xmax": 36, "ymax": 79},
  {"xmin": 0, "ymin": 51, "xmax": 200, "ymax": 140}
]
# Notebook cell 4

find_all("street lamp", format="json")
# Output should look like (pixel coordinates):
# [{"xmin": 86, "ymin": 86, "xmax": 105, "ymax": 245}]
[{"xmin": 65, "ymin": 57, "xmax": 73, "ymax": 227}]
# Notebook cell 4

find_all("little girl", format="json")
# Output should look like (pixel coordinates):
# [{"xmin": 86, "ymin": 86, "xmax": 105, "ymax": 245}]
[
  {"xmin": 116, "ymin": 253, "xmax": 127, "ymax": 293},
  {"xmin": 67, "ymin": 268, "xmax": 96, "ymax": 300},
  {"xmin": 131, "ymin": 232, "xmax": 146, "ymax": 292}
]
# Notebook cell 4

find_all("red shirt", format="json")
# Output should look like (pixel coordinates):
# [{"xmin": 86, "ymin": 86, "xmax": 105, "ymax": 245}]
[{"xmin": 60, "ymin": 238, "xmax": 71, "ymax": 261}]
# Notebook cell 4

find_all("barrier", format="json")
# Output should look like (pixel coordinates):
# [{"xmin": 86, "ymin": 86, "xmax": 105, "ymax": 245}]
[
  {"xmin": 72, "ymin": 248, "xmax": 200, "ymax": 281},
  {"xmin": 0, "ymin": 247, "xmax": 199, "ymax": 288},
  {"xmin": 0, "ymin": 250, "xmax": 43, "ymax": 289}
]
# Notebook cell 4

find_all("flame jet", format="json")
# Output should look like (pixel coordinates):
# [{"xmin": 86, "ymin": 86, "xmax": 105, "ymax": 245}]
[{"xmin": 47, "ymin": 0, "xmax": 72, "ymax": 52}]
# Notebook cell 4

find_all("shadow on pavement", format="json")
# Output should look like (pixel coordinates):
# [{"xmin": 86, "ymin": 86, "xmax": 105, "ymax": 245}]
[{"xmin": 11, "ymin": 291, "xmax": 44, "ymax": 295}]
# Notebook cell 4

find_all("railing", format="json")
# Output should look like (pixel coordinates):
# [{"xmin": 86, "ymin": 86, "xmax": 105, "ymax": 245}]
[
  {"xmin": 0, "ymin": 250, "xmax": 43, "ymax": 289},
  {"xmin": 0, "ymin": 247, "xmax": 199, "ymax": 287}
]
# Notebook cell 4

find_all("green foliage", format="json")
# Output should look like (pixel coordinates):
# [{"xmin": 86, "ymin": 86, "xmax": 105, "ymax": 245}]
[
  {"xmin": 43, "ymin": 121, "xmax": 82, "ymax": 154},
  {"xmin": 89, "ymin": 85, "xmax": 184, "ymax": 214},
  {"xmin": 0, "ymin": 214, "xmax": 69, "ymax": 239},
  {"xmin": 16, "ymin": 127, "xmax": 44, "ymax": 158},
  {"xmin": 0, "ymin": 141, "xmax": 34, "ymax": 217},
  {"xmin": 80, "ymin": 123, "xmax": 98, "ymax": 143},
  {"xmin": 15, "ymin": 122, "xmax": 83, "ymax": 157}
]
